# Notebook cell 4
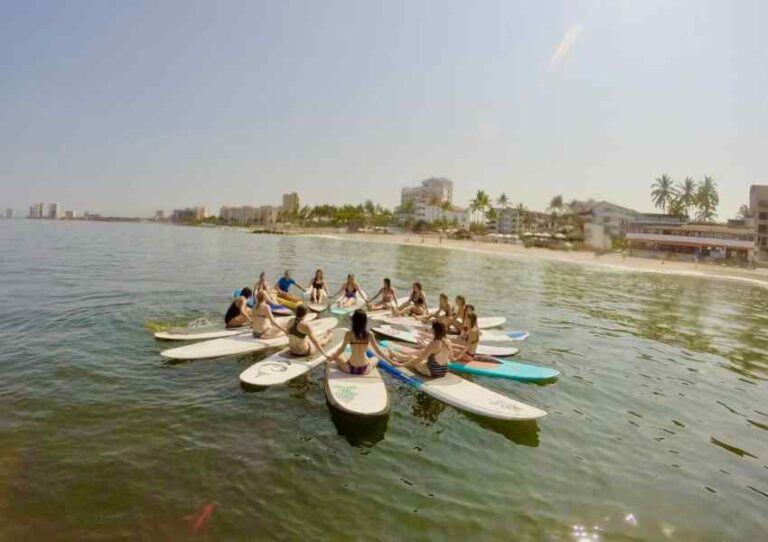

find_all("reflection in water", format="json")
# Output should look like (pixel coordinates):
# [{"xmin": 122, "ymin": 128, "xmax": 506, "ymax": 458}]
[
  {"xmin": 328, "ymin": 407, "xmax": 388, "ymax": 448},
  {"xmin": 468, "ymin": 416, "xmax": 541, "ymax": 447},
  {"xmin": 410, "ymin": 392, "xmax": 447, "ymax": 425}
]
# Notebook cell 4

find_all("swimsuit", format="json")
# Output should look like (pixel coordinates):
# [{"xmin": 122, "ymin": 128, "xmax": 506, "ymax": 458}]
[
  {"xmin": 344, "ymin": 285, "xmax": 358, "ymax": 299},
  {"xmin": 347, "ymin": 333, "xmax": 370, "ymax": 374},
  {"xmin": 427, "ymin": 353, "xmax": 448, "ymax": 378},
  {"xmin": 224, "ymin": 300, "xmax": 241, "ymax": 325},
  {"xmin": 289, "ymin": 320, "xmax": 310, "ymax": 356}
]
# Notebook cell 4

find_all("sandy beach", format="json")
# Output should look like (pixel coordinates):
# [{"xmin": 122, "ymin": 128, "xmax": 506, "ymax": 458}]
[{"xmin": 303, "ymin": 231, "xmax": 768, "ymax": 290}]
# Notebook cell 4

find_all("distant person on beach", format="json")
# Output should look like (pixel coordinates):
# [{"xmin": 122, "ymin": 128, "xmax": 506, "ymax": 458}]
[
  {"xmin": 307, "ymin": 269, "xmax": 329, "ymax": 303},
  {"xmin": 285, "ymin": 304, "xmax": 333, "ymax": 356},
  {"xmin": 366, "ymin": 277, "xmax": 397, "ymax": 311},
  {"xmin": 225, "ymin": 287, "xmax": 252, "ymax": 328},
  {"xmin": 388, "ymin": 320, "xmax": 451, "ymax": 378},
  {"xmin": 331, "ymin": 274, "xmax": 366, "ymax": 308},
  {"xmin": 251, "ymin": 291, "xmax": 289, "ymax": 338},
  {"xmin": 327, "ymin": 309, "xmax": 391, "ymax": 374},
  {"xmin": 392, "ymin": 282, "xmax": 427, "ymax": 317},
  {"xmin": 275, "ymin": 270, "xmax": 305, "ymax": 302}
]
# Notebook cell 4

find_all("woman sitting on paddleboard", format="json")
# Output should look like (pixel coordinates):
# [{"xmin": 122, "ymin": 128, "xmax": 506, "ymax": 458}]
[
  {"xmin": 286, "ymin": 304, "xmax": 333, "ymax": 356},
  {"xmin": 251, "ymin": 291, "xmax": 289, "ymax": 339},
  {"xmin": 253, "ymin": 272, "xmax": 279, "ymax": 305},
  {"xmin": 366, "ymin": 277, "xmax": 397, "ymax": 311},
  {"xmin": 449, "ymin": 312, "xmax": 489, "ymax": 361},
  {"xmin": 447, "ymin": 295, "xmax": 469, "ymax": 332},
  {"xmin": 275, "ymin": 270, "xmax": 305, "ymax": 303},
  {"xmin": 392, "ymin": 282, "xmax": 427, "ymax": 317},
  {"xmin": 422, "ymin": 292, "xmax": 453, "ymax": 324},
  {"xmin": 308, "ymin": 269, "xmax": 329, "ymax": 303},
  {"xmin": 225, "ymin": 287, "xmax": 253, "ymax": 328},
  {"xmin": 388, "ymin": 320, "xmax": 451, "ymax": 378},
  {"xmin": 331, "ymin": 274, "xmax": 366, "ymax": 308},
  {"xmin": 327, "ymin": 309, "xmax": 391, "ymax": 374}
]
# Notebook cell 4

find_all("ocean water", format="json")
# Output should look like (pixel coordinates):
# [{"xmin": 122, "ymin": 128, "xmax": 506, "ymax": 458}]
[{"xmin": 0, "ymin": 220, "xmax": 766, "ymax": 541}]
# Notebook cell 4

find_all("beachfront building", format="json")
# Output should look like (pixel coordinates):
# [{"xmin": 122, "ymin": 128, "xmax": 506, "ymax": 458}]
[
  {"xmin": 397, "ymin": 177, "xmax": 454, "ymax": 223},
  {"xmin": 5, "ymin": 208, "xmax": 13, "ymax": 219},
  {"xmin": 487, "ymin": 207, "xmax": 521, "ymax": 234},
  {"xmin": 751, "ymin": 184, "xmax": 768, "ymax": 262},
  {"xmin": 575, "ymin": 201, "xmax": 638, "ymax": 250},
  {"xmin": 63, "ymin": 210, "xmax": 77, "ymax": 219},
  {"xmin": 47, "ymin": 203, "xmax": 60, "ymax": 219},
  {"xmin": 171, "ymin": 206, "xmax": 207, "ymax": 223},
  {"xmin": 422, "ymin": 204, "xmax": 469, "ymax": 228},
  {"xmin": 282, "ymin": 193, "xmax": 300, "ymax": 216},
  {"xmin": 154, "ymin": 210, "xmax": 164, "ymax": 221},
  {"xmin": 626, "ymin": 214, "xmax": 754, "ymax": 262},
  {"xmin": 257, "ymin": 205, "xmax": 280, "ymax": 225},
  {"xmin": 219, "ymin": 205, "xmax": 256, "ymax": 225}
]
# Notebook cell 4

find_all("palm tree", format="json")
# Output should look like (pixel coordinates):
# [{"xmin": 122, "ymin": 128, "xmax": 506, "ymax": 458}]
[
  {"xmin": 651, "ymin": 174, "xmax": 676, "ymax": 213},
  {"xmin": 548, "ymin": 195, "xmax": 564, "ymax": 215},
  {"xmin": 695, "ymin": 176, "xmax": 719, "ymax": 222},
  {"xmin": 738, "ymin": 204, "xmax": 752, "ymax": 219},
  {"xmin": 470, "ymin": 190, "xmax": 491, "ymax": 223},
  {"xmin": 667, "ymin": 196, "xmax": 687, "ymax": 218},
  {"xmin": 677, "ymin": 177, "xmax": 696, "ymax": 216},
  {"xmin": 497, "ymin": 193, "xmax": 509, "ymax": 209}
]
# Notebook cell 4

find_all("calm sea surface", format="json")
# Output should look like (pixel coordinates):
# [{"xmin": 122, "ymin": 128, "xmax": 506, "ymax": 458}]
[{"xmin": 0, "ymin": 220, "xmax": 766, "ymax": 541}]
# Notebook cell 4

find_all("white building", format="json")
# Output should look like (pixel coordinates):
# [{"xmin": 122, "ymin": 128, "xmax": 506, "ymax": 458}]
[
  {"xmin": 751, "ymin": 184, "xmax": 768, "ymax": 262},
  {"xmin": 64, "ymin": 210, "xmax": 77, "ymax": 219},
  {"xmin": 47, "ymin": 203, "xmax": 60, "ymax": 219},
  {"xmin": 4, "ymin": 208, "xmax": 13, "ymax": 219},
  {"xmin": 577, "ymin": 201, "xmax": 638, "ymax": 249},
  {"xmin": 422, "ymin": 205, "xmax": 469, "ymax": 227},
  {"xmin": 29, "ymin": 203, "xmax": 45, "ymax": 218},
  {"xmin": 282, "ymin": 193, "xmax": 300, "ymax": 215},
  {"xmin": 398, "ymin": 177, "xmax": 454, "ymax": 223},
  {"xmin": 487, "ymin": 207, "xmax": 521, "ymax": 234}
]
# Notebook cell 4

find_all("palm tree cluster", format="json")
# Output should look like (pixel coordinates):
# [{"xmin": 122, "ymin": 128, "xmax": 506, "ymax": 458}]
[
  {"xmin": 298, "ymin": 200, "xmax": 393, "ymax": 227},
  {"xmin": 650, "ymin": 174, "xmax": 719, "ymax": 222}
]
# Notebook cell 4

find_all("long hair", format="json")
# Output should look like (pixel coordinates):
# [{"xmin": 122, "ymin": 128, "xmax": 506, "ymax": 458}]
[
  {"xmin": 295, "ymin": 304, "xmax": 308, "ymax": 321},
  {"xmin": 240, "ymin": 287, "xmax": 253, "ymax": 299},
  {"xmin": 432, "ymin": 320, "xmax": 447, "ymax": 340},
  {"xmin": 351, "ymin": 309, "xmax": 368, "ymax": 341},
  {"xmin": 467, "ymin": 312, "xmax": 478, "ymax": 328}
]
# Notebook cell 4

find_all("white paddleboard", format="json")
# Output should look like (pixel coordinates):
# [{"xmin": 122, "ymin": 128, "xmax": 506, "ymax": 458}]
[
  {"xmin": 239, "ymin": 328, "xmax": 347, "ymax": 386},
  {"xmin": 378, "ymin": 359, "xmax": 546, "ymax": 420},
  {"xmin": 381, "ymin": 315, "xmax": 506, "ymax": 330},
  {"xmin": 330, "ymin": 297, "xmax": 366, "ymax": 316},
  {"xmin": 477, "ymin": 330, "xmax": 529, "ymax": 343},
  {"xmin": 373, "ymin": 325, "xmax": 519, "ymax": 356},
  {"xmin": 161, "ymin": 317, "xmax": 337, "ymax": 360},
  {"xmin": 324, "ymin": 364, "xmax": 390, "ymax": 416},
  {"xmin": 155, "ymin": 314, "xmax": 314, "ymax": 341}
]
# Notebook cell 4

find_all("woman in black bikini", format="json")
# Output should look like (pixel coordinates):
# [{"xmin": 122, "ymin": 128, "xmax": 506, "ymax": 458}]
[
  {"xmin": 392, "ymin": 282, "xmax": 427, "ymax": 317},
  {"xmin": 327, "ymin": 309, "xmax": 391, "ymax": 374},
  {"xmin": 388, "ymin": 320, "xmax": 451, "ymax": 378},
  {"xmin": 286, "ymin": 305, "xmax": 333, "ymax": 356},
  {"xmin": 225, "ymin": 287, "xmax": 253, "ymax": 328},
  {"xmin": 308, "ymin": 269, "xmax": 329, "ymax": 303},
  {"xmin": 366, "ymin": 277, "xmax": 397, "ymax": 311}
]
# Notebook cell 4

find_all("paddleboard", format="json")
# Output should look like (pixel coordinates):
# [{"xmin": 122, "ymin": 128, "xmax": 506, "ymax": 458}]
[
  {"xmin": 239, "ymin": 328, "xmax": 346, "ymax": 386},
  {"xmin": 381, "ymin": 315, "xmax": 506, "ymax": 330},
  {"xmin": 330, "ymin": 297, "xmax": 365, "ymax": 316},
  {"xmin": 233, "ymin": 288, "xmax": 292, "ymax": 314},
  {"xmin": 376, "ymin": 349, "xmax": 546, "ymax": 420},
  {"xmin": 324, "ymin": 364, "xmax": 390, "ymax": 417},
  {"xmin": 478, "ymin": 330, "xmax": 530, "ymax": 343},
  {"xmin": 161, "ymin": 317, "xmax": 337, "ymax": 360},
  {"xmin": 308, "ymin": 302, "xmax": 329, "ymax": 313},
  {"xmin": 449, "ymin": 358, "xmax": 560, "ymax": 382},
  {"xmin": 366, "ymin": 296, "xmax": 411, "ymax": 320},
  {"xmin": 155, "ymin": 314, "xmax": 314, "ymax": 341},
  {"xmin": 372, "ymin": 325, "xmax": 519, "ymax": 356}
]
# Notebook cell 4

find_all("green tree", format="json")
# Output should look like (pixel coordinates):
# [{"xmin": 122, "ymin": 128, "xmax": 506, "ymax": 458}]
[
  {"xmin": 667, "ymin": 196, "xmax": 687, "ymax": 218},
  {"xmin": 469, "ymin": 190, "xmax": 491, "ymax": 223},
  {"xmin": 678, "ymin": 177, "xmax": 697, "ymax": 216},
  {"xmin": 497, "ymin": 193, "xmax": 509, "ymax": 209},
  {"xmin": 695, "ymin": 176, "xmax": 719, "ymax": 222},
  {"xmin": 548, "ymin": 195, "xmax": 564, "ymax": 215},
  {"xmin": 651, "ymin": 174, "xmax": 676, "ymax": 213}
]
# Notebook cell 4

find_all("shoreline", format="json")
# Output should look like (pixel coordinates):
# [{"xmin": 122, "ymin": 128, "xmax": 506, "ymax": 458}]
[{"xmin": 302, "ymin": 232, "xmax": 768, "ymax": 290}]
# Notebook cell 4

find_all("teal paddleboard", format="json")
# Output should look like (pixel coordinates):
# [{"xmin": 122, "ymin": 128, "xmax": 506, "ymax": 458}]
[{"xmin": 448, "ymin": 358, "xmax": 559, "ymax": 382}]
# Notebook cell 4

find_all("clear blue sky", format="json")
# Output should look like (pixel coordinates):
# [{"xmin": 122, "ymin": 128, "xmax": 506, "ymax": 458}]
[{"xmin": 1, "ymin": 0, "xmax": 766, "ymax": 217}]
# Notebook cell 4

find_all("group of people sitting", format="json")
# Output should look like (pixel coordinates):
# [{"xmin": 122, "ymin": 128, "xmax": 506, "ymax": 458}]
[{"xmin": 223, "ymin": 269, "xmax": 488, "ymax": 379}]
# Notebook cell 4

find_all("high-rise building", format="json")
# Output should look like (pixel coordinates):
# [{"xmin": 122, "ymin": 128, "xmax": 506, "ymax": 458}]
[
  {"xmin": 4, "ymin": 208, "xmax": 13, "ymax": 219},
  {"xmin": 64, "ymin": 210, "xmax": 77, "ymax": 219},
  {"xmin": 750, "ymin": 184, "xmax": 768, "ymax": 262},
  {"xmin": 48, "ymin": 203, "xmax": 60, "ymax": 219},
  {"xmin": 29, "ymin": 203, "xmax": 45, "ymax": 218},
  {"xmin": 282, "ymin": 193, "xmax": 299, "ymax": 216},
  {"xmin": 154, "ymin": 210, "xmax": 165, "ymax": 220},
  {"xmin": 397, "ymin": 178, "xmax": 454, "ymax": 223}
]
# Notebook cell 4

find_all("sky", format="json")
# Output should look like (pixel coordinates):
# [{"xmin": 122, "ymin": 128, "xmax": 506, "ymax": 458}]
[{"xmin": 1, "ymin": 0, "xmax": 766, "ymax": 217}]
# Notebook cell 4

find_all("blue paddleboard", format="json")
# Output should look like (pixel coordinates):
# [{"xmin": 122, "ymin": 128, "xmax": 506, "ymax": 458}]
[{"xmin": 448, "ymin": 357, "xmax": 559, "ymax": 382}]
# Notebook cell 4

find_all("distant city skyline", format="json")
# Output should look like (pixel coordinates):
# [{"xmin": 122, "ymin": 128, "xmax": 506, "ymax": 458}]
[{"xmin": 1, "ymin": 1, "xmax": 766, "ymax": 217}]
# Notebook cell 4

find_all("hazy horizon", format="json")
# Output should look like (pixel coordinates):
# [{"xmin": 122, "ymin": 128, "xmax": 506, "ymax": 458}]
[{"xmin": 2, "ymin": 0, "xmax": 766, "ymax": 218}]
